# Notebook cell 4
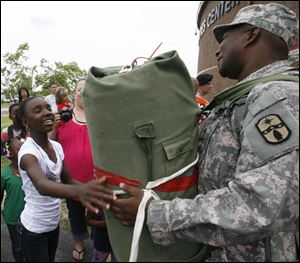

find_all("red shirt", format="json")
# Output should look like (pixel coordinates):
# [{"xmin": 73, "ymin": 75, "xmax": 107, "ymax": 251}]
[
  {"xmin": 57, "ymin": 102, "xmax": 72, "ymax": 112},
  {"xmin": 57, "ymin": 120, "xmax": 94, "ymax": 183}
]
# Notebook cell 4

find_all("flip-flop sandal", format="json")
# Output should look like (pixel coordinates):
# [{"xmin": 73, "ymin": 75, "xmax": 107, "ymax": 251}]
[{"xmin": 72, "ymin": 247, "xmax": 85, "ymax": 262}]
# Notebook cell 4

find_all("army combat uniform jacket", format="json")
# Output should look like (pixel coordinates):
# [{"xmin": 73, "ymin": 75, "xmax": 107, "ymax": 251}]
[{"xmin": 146, "ymin": 60, "xmax": 299, "ymax": 262}]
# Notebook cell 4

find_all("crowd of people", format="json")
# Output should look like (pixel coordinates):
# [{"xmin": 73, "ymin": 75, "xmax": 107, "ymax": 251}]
[
  {"xmin": 1, "ymin": 81, "xmax": 115, "ymax": 262},
  {"xmin": 1, "ymin": 2, "xmax": 299, "ymax": 262}
]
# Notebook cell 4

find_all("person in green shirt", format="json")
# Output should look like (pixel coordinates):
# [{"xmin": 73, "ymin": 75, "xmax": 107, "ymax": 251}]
[{"xmin": 1, "ymin": 138, "xmax": 25, "ymax": 262}]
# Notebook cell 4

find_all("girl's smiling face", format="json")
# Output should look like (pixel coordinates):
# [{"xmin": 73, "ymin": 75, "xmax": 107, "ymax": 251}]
[{"xmin": 22, "ymin": 97, "xmax": 55, "ymax": 134}]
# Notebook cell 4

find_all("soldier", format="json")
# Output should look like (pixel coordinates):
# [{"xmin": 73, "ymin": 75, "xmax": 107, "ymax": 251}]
[
  {"xmin": 196, "ymin": 73, "xmax": 213, "ymax": 98},
  {"xmin": 104, "ymin": 3, "xmax": 299, "ymax": 261}
]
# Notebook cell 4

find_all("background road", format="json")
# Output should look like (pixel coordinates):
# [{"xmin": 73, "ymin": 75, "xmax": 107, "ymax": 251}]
[{"xmin": 1, "ymin": 215, "xmax": 94, "ymax": 262}]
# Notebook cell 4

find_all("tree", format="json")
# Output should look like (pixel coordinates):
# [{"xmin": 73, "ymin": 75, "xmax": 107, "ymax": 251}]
[
  {"xmin": 34, "ymin": 60, "xmax": 87, "ymax": 96},
  {"xmin": 1, "ymin": 43, "xmax": 33, "ymax": 100},
  {"xmin": 1, "ymin": 43, "xmax": 87, "ymax": 99}
]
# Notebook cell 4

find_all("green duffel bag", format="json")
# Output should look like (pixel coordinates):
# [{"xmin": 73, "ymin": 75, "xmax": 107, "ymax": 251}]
[{"xmin": 82, "ymin": 50, "xmax": 208, "ymax": 262}]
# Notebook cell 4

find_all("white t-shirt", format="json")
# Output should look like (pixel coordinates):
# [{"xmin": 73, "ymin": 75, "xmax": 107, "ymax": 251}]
[
  {"xmin": 18, "ymin": 137, "xmax": 64, "ymax": 233},
  {"xmin": 45, "ymin": 94, "xmax": 58, "ymax": 113}
]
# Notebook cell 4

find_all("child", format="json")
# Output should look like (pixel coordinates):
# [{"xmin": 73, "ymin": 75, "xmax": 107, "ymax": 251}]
[
  {"xmin": 16, "ymin": 96, "xmax": 115, "ymax": 262},
  {"xmin": 55, "ymin": 87, "xmax": 73, "ymax": 112},
  {"xmin": 86, "ymin": 208, "xmax": 115, "ymax": 262},
  {"xmin": 1, "ymin": 138, "xmax": 26, "ymax": 262},
  {"xmin": 1, "ymin": 103, "xmax": 27, "ymax": 156},
  {"xmin": 55, "ymin": 87, "xmax": 73, "ymax": 123}
]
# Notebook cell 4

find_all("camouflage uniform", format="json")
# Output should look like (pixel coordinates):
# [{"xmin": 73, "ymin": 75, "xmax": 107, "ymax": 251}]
[
  {"xmin": 213, "ymin": 3, "xmax": 298, "ymax": 47},
  {"xmin": 146, "ymin": 3, "xmax": 299, "ymax": 262}
]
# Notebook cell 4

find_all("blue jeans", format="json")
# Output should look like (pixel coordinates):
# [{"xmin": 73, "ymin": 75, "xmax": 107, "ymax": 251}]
[
  {"xmin": 18, "ymin": 221, "xmax": 59, "ymax": 262},
  {"xmin": 66, "ymin": 198, "xmax": 89, "ymax": 241},
  {"xmin": 7, "ymin": 224, "xmax": 23, "ymax": 262}
]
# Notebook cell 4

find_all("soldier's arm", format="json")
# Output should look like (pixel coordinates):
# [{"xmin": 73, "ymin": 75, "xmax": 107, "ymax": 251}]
[{"xmin": 146, "ymin": 82, "xmax": 299, "ymax": 247}]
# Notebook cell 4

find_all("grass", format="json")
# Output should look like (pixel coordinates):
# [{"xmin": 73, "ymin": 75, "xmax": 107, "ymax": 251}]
[
  {"xmin": 1, "ymin": 113, "xmax": 12, "ymax": 169},
  {"xmin": 60, "ymin": 200, "xmax": 71, "ymax": 230},
  {"xmin": 1, "ymin": 116, "xmax": 11, "ymax": 131},
  {"xmin": 1, "ymin": 115, "xmax": 11, "ymax": 169},
  {"xmin": 1, "ymin": 102, "xmax": 11, "ymax": 108}
]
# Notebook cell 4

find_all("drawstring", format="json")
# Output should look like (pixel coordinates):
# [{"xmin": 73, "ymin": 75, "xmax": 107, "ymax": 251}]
[
  {"xmin": 119, "ymin": 42, "xmax": 163, "ymax": 73},
  {"xmin": 113, "ymin": 153, "xmax": 199, "ymax": 262},
  {"xmin": 129, "ymin": 189, "xmax": 160, "ymax": 262},
  {"xmin": 131, "ymin": 42, "xmax": 163, "ymax": 67}
]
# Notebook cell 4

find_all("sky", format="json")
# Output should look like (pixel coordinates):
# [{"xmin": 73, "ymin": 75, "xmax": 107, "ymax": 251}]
[{"xmin": 1, "ymin": 1, "xmax": 201, "ymax": 88}]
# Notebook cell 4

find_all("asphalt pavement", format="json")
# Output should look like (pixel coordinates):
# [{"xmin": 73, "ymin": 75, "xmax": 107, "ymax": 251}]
[{"xmin": 1, "ymin": 215, "xmax": 94, "ymax": 262}]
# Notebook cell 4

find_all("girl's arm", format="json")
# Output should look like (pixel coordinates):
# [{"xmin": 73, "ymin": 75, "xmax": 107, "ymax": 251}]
[{"xmin": 20, "ymin": 154, "xmax": 115, "ymax": 213}]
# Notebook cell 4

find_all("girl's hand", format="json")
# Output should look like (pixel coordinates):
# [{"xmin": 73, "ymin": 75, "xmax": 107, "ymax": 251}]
[{"xmin": 77, "ymin": 177, "xmax": 116, "ymax": 214}]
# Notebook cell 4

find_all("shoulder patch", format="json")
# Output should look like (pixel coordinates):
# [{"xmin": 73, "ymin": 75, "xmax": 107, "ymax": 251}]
[
  {"xmin": 243, "ymin": 93, "xmax": 298, "ymax": 165},
  {"xmin": 256, "ymin": 114, "xmax": 291, "ymax": 144}
]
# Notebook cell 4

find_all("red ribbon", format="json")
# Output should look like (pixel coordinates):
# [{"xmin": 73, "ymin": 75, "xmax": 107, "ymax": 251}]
[{"xmin": 94, "ymin": 165, "xmax": 197, "ymax": 192}]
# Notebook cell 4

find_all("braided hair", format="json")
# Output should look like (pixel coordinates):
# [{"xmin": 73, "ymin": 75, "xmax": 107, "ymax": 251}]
[{"xmin": 3, "ymin": 136, "xmax": 24, "ymax": 159}]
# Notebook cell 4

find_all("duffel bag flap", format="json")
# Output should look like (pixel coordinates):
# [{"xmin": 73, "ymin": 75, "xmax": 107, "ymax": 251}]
[{"xmin": 82, "ymin": 50, "xmax": 207, "ymax": 262}]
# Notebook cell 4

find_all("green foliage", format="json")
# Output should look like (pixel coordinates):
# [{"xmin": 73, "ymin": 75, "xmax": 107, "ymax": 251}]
[
  {"xmin": 1, "ymin": 43, "xmax": 87, "ymax": 99},
  {"xmin": 1, "ymin": 43, "xmax": 33, "ymax": 100},
  {"xmin": 34, "ymin": 60, "xmax": 87, "ymax": 95}
]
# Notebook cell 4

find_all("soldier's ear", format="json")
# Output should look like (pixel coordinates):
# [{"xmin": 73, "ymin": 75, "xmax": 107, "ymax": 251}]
[{"xmin": 244, "ymin": 26, "xmax": 261, "ymax": 47}]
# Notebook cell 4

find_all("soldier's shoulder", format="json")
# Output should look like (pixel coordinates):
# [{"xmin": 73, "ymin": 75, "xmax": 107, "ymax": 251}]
[
  {"xmin": 242, "ymin": 83, "xmax": 298, "ymax": 165},
  {"xmin": 250, "ymin": 74, "xmax": 299, "ymax": 106}
]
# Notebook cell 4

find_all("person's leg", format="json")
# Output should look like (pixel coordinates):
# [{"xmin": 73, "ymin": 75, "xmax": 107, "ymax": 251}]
[
  {"xmin": 47, "ymin": 225, "xmax": 60, "ymax": 262},
  {"xmin": 7, "ymin": 224, "xmax": 23, "ymax": 262},
  {"xmin": 91, "ymin": 248, "xmax": 110, "ymax": 262},
  {"xmin": 66, "ymin": 198, "xmax": 89, "ymax": 261},
  {"xmin": 18, "ymin": 221, "xmax": 49, "ymax": 262}
]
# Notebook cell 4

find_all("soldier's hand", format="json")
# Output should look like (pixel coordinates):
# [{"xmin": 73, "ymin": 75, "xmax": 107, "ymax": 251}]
[{"xmin": 110, "ymin": 183, "xmax": 144, "ymax": 226}]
